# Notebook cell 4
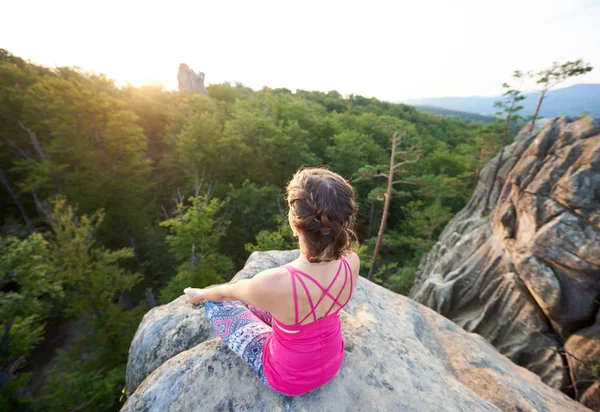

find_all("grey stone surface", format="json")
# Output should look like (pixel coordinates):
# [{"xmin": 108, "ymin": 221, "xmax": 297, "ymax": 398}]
[
  {"xmin": 411, "ymin": 116, "xmax": 600, "ymax": 409},
  {"xmin": 123, "ymin": 251, "xmax": 587, "ymax": 411},
  {"xmin": 565, "ymin": 310, "xmax": 600, "ymax": 411},
  {"xmin": 177, "ymin": 63, "xmax": 208, "ymax": 95},
  {"xmin": 125, "ymin": 295, "xmax": 211, "ymax": 394},
  {"xmin": 125, "ymin": 250, "xmax": 299, "ymax": 394}
]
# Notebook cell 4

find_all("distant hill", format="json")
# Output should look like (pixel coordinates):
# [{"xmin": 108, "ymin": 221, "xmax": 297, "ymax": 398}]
[
  {"xmin": 413, "ymin": 105, "xmax": 495, "ymax": 123},
  {"xmin": 403, "ymin": 84, "xmax": 600, "ymax": 118}
]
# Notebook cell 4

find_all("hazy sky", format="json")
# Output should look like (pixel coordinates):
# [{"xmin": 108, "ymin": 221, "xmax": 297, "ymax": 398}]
[{"xmin": 3, "ymin": 0, "xmax": 600, "ymax": 100}]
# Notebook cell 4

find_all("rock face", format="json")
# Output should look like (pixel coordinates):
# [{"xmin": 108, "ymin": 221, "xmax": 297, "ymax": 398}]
[
  {"xmin": 125, "ymin": 295, "xmax": 212, "ymax": 394},
  {"xmin": 123, "ymin": 250, "xmax": 587, "ymax": 411},
  {"xmin": 411, "ymin": 116, "xmax": 600, "ymax": 409},
  {"xmin": 177, "ymin": 63, "xmax": 208, "ymax": 95}
]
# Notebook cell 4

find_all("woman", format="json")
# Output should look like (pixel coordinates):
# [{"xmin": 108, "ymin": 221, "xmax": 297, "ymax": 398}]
[{"xmin": 183, "ymin": 167, "xmax": 360, "ymax": 396}]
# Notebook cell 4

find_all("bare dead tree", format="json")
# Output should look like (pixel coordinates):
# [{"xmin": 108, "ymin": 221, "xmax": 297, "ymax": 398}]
[
  {"xmin": 191, "ymin": 244, "xmax": 197, "ymax": 269},
  {"xmin": 173, "ymin": 187, "xmax": 186, "ymax": 217},
  {"xmin": 367, "ymin": 132, "xmax": 420, "ymax": 281},
  {"xmin": 128, "ymin": 233, "xmax": 141, "ymax": 264},
  {"xmin": 5, "ymin": 137, "xmax": 35, "ymax": 162},
  {"xmin": 17, "ymin": 120, "xmax": 48, "ymax": 161},
  {"xmin": 0, "ymin": 120, "xmax": 52, "ymax": 230},
  {"xmin": 194, "ymin": 168, "xmax": 207, "ymax": 198},
  {"xmin": 31, "ymin": 190, "xmax": 51, "ymax": 221},
  {"xmin": 160, "ymin": 205, "xmax": 169, "ymax": 220},
  {"xmin": 145, "ymin": 288, "xmax": 157, "ymax": 308},
  {"xmin": 167, "ymin": 174, "xmax": 219, "ymax": 272}
]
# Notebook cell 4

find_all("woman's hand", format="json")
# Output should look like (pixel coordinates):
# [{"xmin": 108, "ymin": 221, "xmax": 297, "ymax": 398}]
[{"xmin": 183, "ymin": 287, "xmax": 206, "ymax": 304}]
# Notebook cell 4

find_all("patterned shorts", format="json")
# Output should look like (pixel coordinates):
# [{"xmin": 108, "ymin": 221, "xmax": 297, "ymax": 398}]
[{"xmin": 205, "ymin": 300, "xmax": 274, "ymax": 388}]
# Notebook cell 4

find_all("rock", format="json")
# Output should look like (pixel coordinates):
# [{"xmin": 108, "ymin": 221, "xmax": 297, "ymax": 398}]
[
  {"xmin": 123, "ymin": 251, "xmax": 587, "ymax": 411},
  {"xmin": 177, "ymin": 63, "xmax": 208, "ymax": 95},
  {"xmin": 411, "ymin": 116, "xmax": 600, "ymax": 409},
  {"xmin": 125, "ymin": 295, "xmax": 212, "ymax": 394},
  {"xmin": 125, "ymin": 250, "xmax": 299, "ymax": 395},
  {"xmin": 565, "ymin": 310, "xmax": 600, "ymax": 411}
]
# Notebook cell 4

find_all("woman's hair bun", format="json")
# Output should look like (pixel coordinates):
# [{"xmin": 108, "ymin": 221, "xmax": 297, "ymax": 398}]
[{"xmin": 286, "ymin": 167, "xmax": 358, "ymax": 262}]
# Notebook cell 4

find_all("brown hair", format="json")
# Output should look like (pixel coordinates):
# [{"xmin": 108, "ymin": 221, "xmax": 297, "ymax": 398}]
[{"xmin": 285, "ymin": 167, "xmax": 358, "ymax": 263}]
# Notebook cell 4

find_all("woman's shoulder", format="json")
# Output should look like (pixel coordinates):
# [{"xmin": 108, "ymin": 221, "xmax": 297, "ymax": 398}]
[
  {"xmin": 230, "ymin": 266, "xmax": 290, "ymax": 314},
  {"xmin": 343, "ymin": 251, "xmax": 360, "ymax": 279},
  {"xmin": 251, "ymin": 266, "xmax": 293, "ymax": 293},
  {"xmin": 343, "ymin": 250, "xmax": 360, "ymax": 266}
]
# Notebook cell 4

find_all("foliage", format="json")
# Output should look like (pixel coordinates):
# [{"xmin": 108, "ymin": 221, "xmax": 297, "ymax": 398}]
[
  {"xmin": 0, "ymin": 371, "xmax": 33, "ymax": 411},
  {"xmin": 483, "ymin": 73, "xmax": 526, "ymax": 212},
  {"xmin": 401, "ymin": 200, "xmax": 453, "ymax": 253},
  {"xmin": 223, "ymin": 181, "xmax": 284, "ymax": 266},
  {"xmin": 0, "ymin": 234, "xmax": 60, "ymax": 363},
  {"xmin": 45, "ymin": 198, "xmax": 142, "ymax": 316},
  {"xmin": 494, "ymin": 75, "xmax": 526, "ymax": 126},
  {"xmin": 529, "ymin": 59, "xmax": 593, "ymax": 126},
  {"xmin": 245, "ymin": 218, "xmax": 297, "ymax": 253},
  {"xmin": 40, "ymin": 343, "xmax": 130, "ymax": 412},
  {"xmin": 534, "ymin": 59, "xmax": 593, "ymax": 91},
  {"xmin": 37, "ymin": 199, "xmax": 143, "ymax": 411},
  {"xmin": 412, "ymin": 105, "xmax": 495, "ymax": 123},
  {"xmin": 159, "ymin": 195, "xmax": 233, "ymax": 302},
  {"xmin": 0, "ymin": 196, "xmax": 143, "ymax": 411},
  {"xmin": 0, "ymin": 49, "xmax": 514, "ymax": 410},
  {"xmin": 374, "ymin": 262, "xmax": 419, "ymax": 296}
]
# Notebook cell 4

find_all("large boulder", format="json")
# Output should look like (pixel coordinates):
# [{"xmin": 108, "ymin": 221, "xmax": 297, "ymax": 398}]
[
  {"xmin": 411, "ymin": 116, "xmax": 600, "ymax": 409},
  {"xmin": 123, "ymin": 251, "xmax": 587, "ymax": 411},
  {"xmin": 125, "ymin": 250, "xmax": 299, "ymax": 394},
  {"xmin": 125, "ymin": 295, "xmax": 211, "ymax": 394}
]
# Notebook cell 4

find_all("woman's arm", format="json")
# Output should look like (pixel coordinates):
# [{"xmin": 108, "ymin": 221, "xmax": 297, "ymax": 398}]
[
  {"xmin": 184, "ymin": 280, "xmax": 253, "ymax": 303},
  {"xmin": 183, "ymin": 268, "xmax": 282, "ymax": 309}
]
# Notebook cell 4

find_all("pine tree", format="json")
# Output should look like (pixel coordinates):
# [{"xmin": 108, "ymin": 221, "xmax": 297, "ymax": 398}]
[
  {"xmin": 529, "ymin": 59, "xmax": 593, "ymax": 129},
  {"xmin": 483, "ymin": 73, "xmax": 526, "ymax": 213}
]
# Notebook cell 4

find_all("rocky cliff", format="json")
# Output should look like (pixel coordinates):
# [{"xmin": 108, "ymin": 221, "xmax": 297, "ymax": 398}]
[
  {"xmin": 177, "ymin": 63, "xmax": 208, "ymax": 95},
  {"xmin": 411, "ymin": 116, "xmax": 600, "ymax": 410},
  {"xmin": 123, "ymin": 250, "xmax": 587, "ymax": 411}
]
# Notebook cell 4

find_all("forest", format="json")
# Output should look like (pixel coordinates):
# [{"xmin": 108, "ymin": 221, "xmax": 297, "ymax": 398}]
[{"xmin": 0, "ymin": 49, "xmax": 507, "ymax": 410}]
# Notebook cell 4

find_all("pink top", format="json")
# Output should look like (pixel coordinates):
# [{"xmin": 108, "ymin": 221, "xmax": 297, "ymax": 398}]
[{"xmin": 262, "ymin": 256, "xmax": 354, "ymax": 396}]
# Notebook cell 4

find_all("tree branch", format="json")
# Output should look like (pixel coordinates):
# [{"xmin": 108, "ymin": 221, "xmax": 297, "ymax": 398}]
[
  {"xmin": 17, "ymin": 121, "xmax": 47, "ymax": 161},
  {"xmin": 393, "ymin": 155, "xmax": 421, "ymax": 170},
  {"xmin": 160, "ymin": 205, "xmax": 169, "ymax": 220},
  {"xmin": 394, "ymin": 147, "xmax": 415, "ymax": 156},
  {"xmin": 194, "ymin": 168, "xmax": 207, "ymax": 198},
  {"xmin": 6, "ymin": 138, "xmax": 35, "ymax": 162},
  {"xmin": 31, "ymin": 190, "xmax": 51, "ymax": 221},
  {"xmin": 392, "ymin": 179, "xmax": 418, "ymax": 186}
]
